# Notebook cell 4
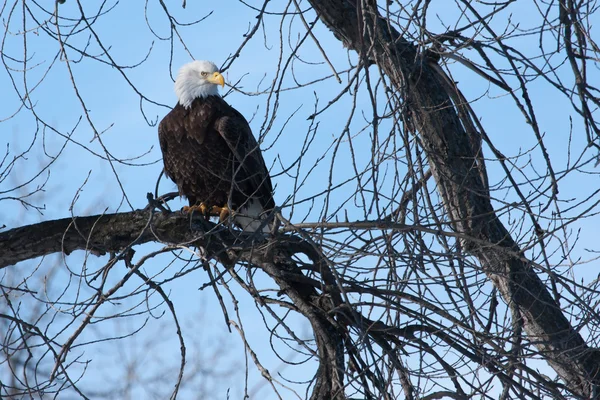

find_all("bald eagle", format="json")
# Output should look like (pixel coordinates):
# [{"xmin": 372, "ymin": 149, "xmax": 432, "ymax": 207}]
[{"xmin": 158, "ymin": 60, "xmax": 274, "ymax": 233}]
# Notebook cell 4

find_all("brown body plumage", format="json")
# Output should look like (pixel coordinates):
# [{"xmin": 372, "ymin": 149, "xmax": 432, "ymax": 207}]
[
  {"xmin": 158, "ymin": 61, "xmax": 274, "ymax": 232},
  {"xmin": 159, "ymin": 96, "xmax": 274, "ymax": 212}
]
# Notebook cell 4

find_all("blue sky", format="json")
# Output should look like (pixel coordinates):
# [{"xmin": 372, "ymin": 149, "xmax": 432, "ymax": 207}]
[{"xmin": 1, "ymin": 1, "xmax": 599, "ymax": 398}]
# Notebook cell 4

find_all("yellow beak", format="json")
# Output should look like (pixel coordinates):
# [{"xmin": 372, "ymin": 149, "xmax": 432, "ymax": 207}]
[{"xmin": 207, "ymin": 71, "xmax": 225, "ymax": 87}]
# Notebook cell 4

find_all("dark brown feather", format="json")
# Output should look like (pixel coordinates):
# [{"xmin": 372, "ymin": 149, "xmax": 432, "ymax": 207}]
[{"xmin": 158, "ymin": 96, "xmax": 274, "ymax": 214}]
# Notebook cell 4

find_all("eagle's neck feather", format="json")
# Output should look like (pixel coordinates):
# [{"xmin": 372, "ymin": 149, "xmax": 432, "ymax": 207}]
[{"xmin": 175, "ymin": 77, "xmax": 220, "ymax": 109}]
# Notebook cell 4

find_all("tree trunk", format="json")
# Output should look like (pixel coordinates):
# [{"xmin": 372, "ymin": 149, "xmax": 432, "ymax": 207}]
[{"xmin": 307, "ymin": 0, "xmax": 600, "ymax": 396}]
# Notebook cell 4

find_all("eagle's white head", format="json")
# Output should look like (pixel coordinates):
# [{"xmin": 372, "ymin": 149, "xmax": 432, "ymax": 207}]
[{"xmin": 175, "ymin": 60, "xmax": 225, "ymax": 109}]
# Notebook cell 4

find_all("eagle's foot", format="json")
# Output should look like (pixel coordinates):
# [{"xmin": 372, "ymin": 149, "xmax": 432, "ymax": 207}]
[
  {"xmin": 183, "ymin": 202, "xmax": 210, "ymax": 215},
  {"xmin": 210, "ymin": 205, "xmax": 231, "ymax": 222}
]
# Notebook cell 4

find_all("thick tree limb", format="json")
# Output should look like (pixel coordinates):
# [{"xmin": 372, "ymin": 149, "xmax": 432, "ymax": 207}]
[
  {"xmin": 0, "ymin": 209, "xmax": 221, "ymax": 268},
  {"xmin": 307, "ymin": 0, "xmax": 600, "ymax": 396}
]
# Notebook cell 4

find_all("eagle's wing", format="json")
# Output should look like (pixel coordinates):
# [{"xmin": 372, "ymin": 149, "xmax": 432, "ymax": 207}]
[
  {"xmin": 158, "ymin": 104, "xmax": 211, "ymax": 206},
  {"xmin": 214, "ymin": 109, "xmax": 275, "ymax": 213},
  {"xmin": 158, "ymin": 108, "xmax": 186, "ymax": 191}
]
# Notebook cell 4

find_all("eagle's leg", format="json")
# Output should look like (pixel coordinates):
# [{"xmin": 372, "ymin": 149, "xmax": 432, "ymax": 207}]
[
  {"xmin": 182, "ymin": 202, "xmax": 210, "ymax": 215},
  {"xmin": 209, "ymin": 205, "xmax": 231, "ymax": 222}
]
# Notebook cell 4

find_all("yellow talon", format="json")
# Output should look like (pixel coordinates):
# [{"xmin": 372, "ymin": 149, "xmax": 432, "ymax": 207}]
[
  {"xmin": 208, "ymin": 205, "xmax": 231, "ymax": 222},
  {"xmin": 183, "ymin": 202, "xmax": 210, "ymax": 215},
  {"xmin": 185, "ymin": 203, "xmax": 232, "ymax": 222},
  {"xmin": 219, "ymin": 205, "xmax": 230, "ymax": 222}
]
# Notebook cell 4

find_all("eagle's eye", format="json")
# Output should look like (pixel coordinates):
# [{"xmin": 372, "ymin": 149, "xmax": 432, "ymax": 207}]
[{"xmin": 200, "ymin": 71, "xmax": 208, "ymax": 77}]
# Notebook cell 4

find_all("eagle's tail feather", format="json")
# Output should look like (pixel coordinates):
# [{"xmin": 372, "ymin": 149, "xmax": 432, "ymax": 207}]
[{"xmin": 234, "ymin": 198, "xmax": 272, "ymax": 233}]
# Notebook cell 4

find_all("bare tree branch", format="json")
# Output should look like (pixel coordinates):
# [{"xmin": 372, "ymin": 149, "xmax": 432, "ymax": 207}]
[{"xmin": 306, "ymin": 0, "xmax": 600, "ymax": 397}]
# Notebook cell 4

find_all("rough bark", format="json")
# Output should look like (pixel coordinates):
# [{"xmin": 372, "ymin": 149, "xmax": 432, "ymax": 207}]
[
  {"xmin": 306, "ymin": 0, "xmax": 600, "ymax": 397},
  {"xmin": 0, "ymin": 209, "xmax": 222, "ymax": 268}
]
